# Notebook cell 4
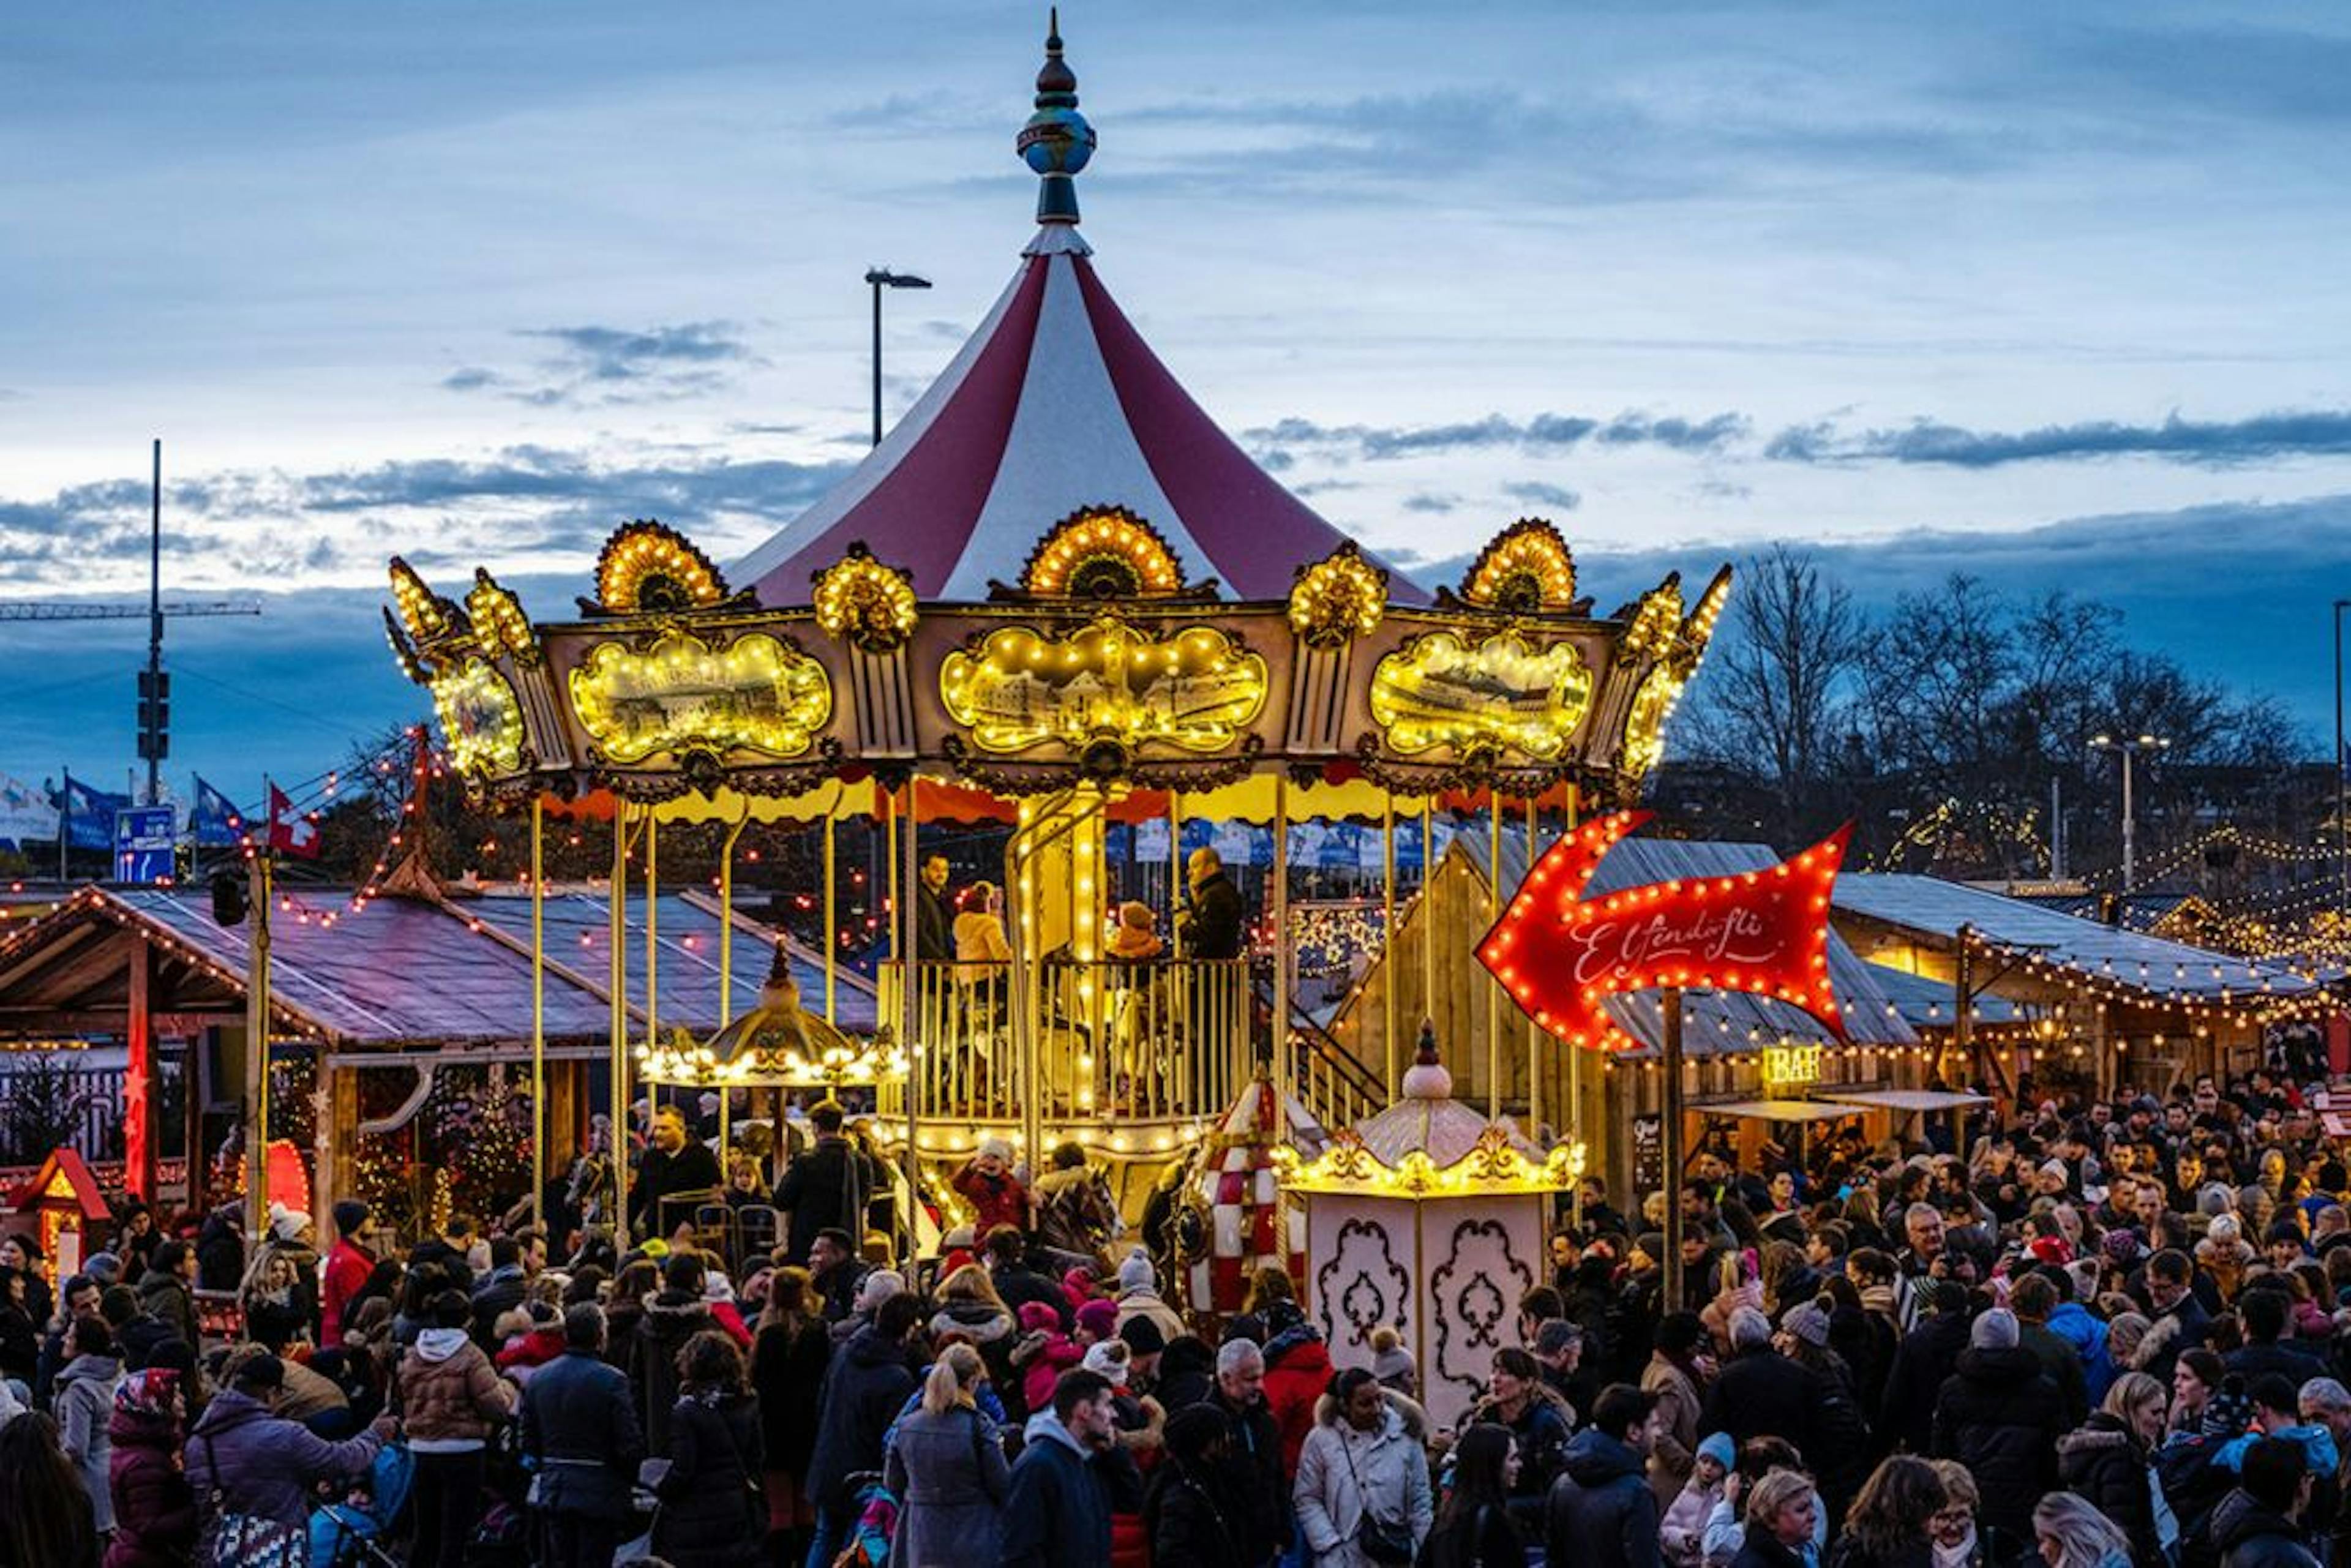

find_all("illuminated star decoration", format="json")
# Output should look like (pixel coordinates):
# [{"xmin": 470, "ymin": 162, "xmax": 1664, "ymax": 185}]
[{"xmin": 1475, "ymin": 809, "xmax": 1853, "ymax": 1052}]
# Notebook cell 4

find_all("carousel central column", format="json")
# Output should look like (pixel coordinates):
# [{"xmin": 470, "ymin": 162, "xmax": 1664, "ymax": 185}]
[
  {"xmin": 1382, "ymin": 796, "xmax": 1398, "ymax": 1100},
  {"xmin": 644, "ymin": 815, "xmax": 659, "ymax": 1050},
  {"xmin": 608, "ymin": 809, "xmax": 631, "ymax": 1242}
]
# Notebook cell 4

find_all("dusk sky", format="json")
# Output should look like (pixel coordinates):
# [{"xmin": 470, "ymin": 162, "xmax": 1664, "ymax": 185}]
[{"xmin": 4, "ymin": 2, "xmax": 2349, "ymax": 803}]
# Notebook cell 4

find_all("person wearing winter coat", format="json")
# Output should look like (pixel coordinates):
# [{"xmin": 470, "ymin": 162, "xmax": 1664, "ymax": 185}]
[
  {"xmin": 1149, "ymin": 1403, "xmax": 1243, "ymax": 1566},
  {"xmin": 1111, "ymin": 1248, "xmax": 1188, "ymax": 1348},
  {"xmin": 319, "ymin": 1200, "xmax": 376, "ymax": 1350},
  {"xmin": 1877, "ymin": 1283, "xmax": 1971, "ymax": 1458},
  {"xmin": 999, "ymin": 1368, "xmax": 1141, "ymax": 1568},
  {"xmin": 633, "ymin": 1250, "xmax": 716, "ymax": 1451},
  {"xmin": 1928, "ymin": 1310, "xmax": 2063, "ymax": 1543},
  {"xmin": 1644, "ymin": 1313, "xmax": 1711, "ymax": 1507},
  {"xmin": 750, "ymin": 1266, "xmax": 831, "ymax": 1553},
  {"xmin": 805, "ymin": 1292, "xmax": 924, "ymax": 1568},
  {"xmin": 1700, "ymin": 1309, "xmax": 1819, "ymax": 1459},
  {"xmin": 1473, "ymin": 1345, "xmax": 1576, "ymax": 1529},
  {"xmin": 397, "ymin": 1288, "xmax": 520, "ymax": 1568},
  {"xmin": 104, "ymin": 1368, "xmax": 197, "ymax": 1568},
  {"xmin": 185, "ymin": 1354, "xmax": 392, "ymax": 1534},
  {"xmin": 1014, "ymin": 1299, "xmax": 1085, "ymax": 1418},
  {"xmin": 53, "ymin": 1315, "xmax": 124, "ymax": 1534},
  {"xmin": 2057, "ymin": 1372, "xmax": 2180, "ymax": 1568},
  {"xmin": 887, "ymin": 1343, "xmax": 1011, "ymax": 1568},
  {"xmin": 1292, "ymin": 1369, "xmax": 1433, "ymax": 1568},
  {"xmin": 520, "ymin": 1304, "xmax": 647, "ymax": 1568},
  {"xmin": 1729, "ymin": 1468, "xmax": 1821, "ymax": 1568},
  {"xmin": 1544, "ymin": 1384, "xmax": 1665, "ymax": 1568},
  {"xmin": 654, "ymin": 1330, "xmax": 767, "ymax": 1567},
  {"xmin": 1664, "ymin": 1433, "xmax": 1736, "ymax": 1568},
  {"xmin": 930, "ymin": 1264, "xmax": 1021, "ymax": 1394},
  {"xmin": 2208, "ymin": 1437, "xmax": 2323, "ymax": 1568},
  {"xmin": 1260, "ymin": 1304, "xmax": 1335, "ymax": 1477},
  {"xmin": 1825, "ymin": 1454, "xmax": 1944, "ymax": 1568},
  {"xmin": 133, "ymin": 1242, "xmax": 200, "ymax": 1354}
]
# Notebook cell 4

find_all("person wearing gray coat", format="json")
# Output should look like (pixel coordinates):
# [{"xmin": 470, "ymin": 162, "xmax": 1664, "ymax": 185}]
[
  {"xmin": 886, "ymin": 1345, "xmax": 1011, "ymax": 1568},
  {"xmin": 53, "ymin": 1316, "xmax": 124, "ymax": 1534}
]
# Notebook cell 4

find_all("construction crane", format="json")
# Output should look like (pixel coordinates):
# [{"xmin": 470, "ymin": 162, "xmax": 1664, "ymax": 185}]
[{"xmin": 0, "ymin": 601, "xmax": 260, "ymax": 621}]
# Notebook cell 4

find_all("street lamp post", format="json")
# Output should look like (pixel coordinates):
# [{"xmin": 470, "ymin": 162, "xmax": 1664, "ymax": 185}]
[
  {"xmin": 2090, "ymin": 732, "xmax": 2171, "ymax": 893},
  {"xmin": 864, "ymin": 268, "xmax": 932, "ymax": 446}
]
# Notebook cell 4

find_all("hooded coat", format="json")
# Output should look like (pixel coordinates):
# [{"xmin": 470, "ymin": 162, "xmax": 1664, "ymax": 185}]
[
  {"xmin": 998, "ymin": 1409, "xmax": 1140, "ymax": 1568},
  {"xmin": 1930, "ymin": 1345, "xmax": 2064, "ymax": 1537},
  {"xmin": 105, "ymin": 1383, "xmax": 197, "ymax": 1568},
  {"xmin": 2214, "ymin": 1492, "xmax": 2322, "ymax": 1568},
  {"xmin": 184, "ymin": 1387, "xmax": 384, "ymax": 1530},
  {"xmin": 1545, "ymin": 1427, "xmax": 1665, "ymax": 1568},
  {"xmin": 397, "ymin": 1326, "xmax": 516, "ymax": 1449},
  {"xmin": 1293, "ymin": 1398, "xmax": 1434, "ymax": 1568},
  {"xmin": 632, "ymin": 1288, "xmax": 712, "ymax": 1451},
  {"xmin": 885, "ymin": 1400, "xmax": 1011, "ymax": 1568},
  {"xmin": 806, "ymin": 1323, "xmax": 919, "ymax": 1514},
  {"xmin": 133, "ymin": 1269, "xmax": 198, "ymax": 1353},
  {"xmin": 2058, "ymin": 1411, "xmax": 2169, "ymax": 1568},
  {"xmin": 653, "ymin": 1388, "xmax": 765, "ymax": 1566},
  {"xmin": 55, "ymin": 1351, "xmax": 124, "ymax": 1531},
  {"xmin": 1262, "ymin": 1324, "xmax": 1335, "ymax": 1476}
]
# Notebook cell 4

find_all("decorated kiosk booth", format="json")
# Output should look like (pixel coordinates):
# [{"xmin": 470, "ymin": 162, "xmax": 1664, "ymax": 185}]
[{"xmin": 378, "ymin": 20, "xmax": 1733, "ymax": 1248}]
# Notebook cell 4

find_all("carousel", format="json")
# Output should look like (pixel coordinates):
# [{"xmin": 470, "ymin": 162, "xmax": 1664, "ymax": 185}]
[{"xmin": 380, "ymin": 19, "xmax": 1731, "ymax": 1264}]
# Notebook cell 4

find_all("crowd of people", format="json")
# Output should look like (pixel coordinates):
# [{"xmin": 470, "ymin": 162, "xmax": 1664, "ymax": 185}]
[{"xmin": 7, "ymin": 1062, "xmax": 2351, "ymax": 1568}]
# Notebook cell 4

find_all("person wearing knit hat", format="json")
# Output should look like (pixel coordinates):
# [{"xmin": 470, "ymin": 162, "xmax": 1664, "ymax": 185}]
[
  {"xmin": 1081, "ymin": 1337, "xmax": 1132, "ymax": 1386},
  {"xmin": 1780, "ymin": 1302, "xmax": 1832, "ymax": 1349},
  {"xmin": 1112, "ymin": 1245, "xmax": 1188, "ymax": 1348},
  {"xmin": 321, "ymin": 1199, "xmax": 377, "ymax": 1351},
  {"xmin": 1104, "ymin": 900, "xmax": 1164, "ymax": 961},
  {"xmin": 1938, "ymin": 1305, "xmax": 2064, "ymax": 1540},
  {"xmin": 1662, "ymin": 1430, "xmax": 1738, "ymax": 1567},
  {"xmin": 1369, "ymin": 1324, "xmax": 1416, "ymax": 1397},
  {"xmin": 1076, "ymin": 1297, "xmax": 1119, "ymax": 1344},
  {"xmin": 855, "ymin": 1269, "xmax": 906, "ymax": 1313}
]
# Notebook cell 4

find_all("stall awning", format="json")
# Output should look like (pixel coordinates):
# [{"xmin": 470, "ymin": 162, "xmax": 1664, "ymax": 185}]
[
  {"xmin": 1819, "ymin": 1089, "xmax": 1990, "ymax": 1114},
  {"xmin": 1693, "ymin": 1098, "xmax": 1859, "ymax": 1123}
]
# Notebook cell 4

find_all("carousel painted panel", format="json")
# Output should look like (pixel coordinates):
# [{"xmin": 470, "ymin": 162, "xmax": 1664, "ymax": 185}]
[
  {"xmin": 1305, "ymin": 1193, "xmax": 1419, "ymax": 1381},
  {"xmin": 1415, "ymin": 1194, "xmax": 1547, "ymax": 1433}
]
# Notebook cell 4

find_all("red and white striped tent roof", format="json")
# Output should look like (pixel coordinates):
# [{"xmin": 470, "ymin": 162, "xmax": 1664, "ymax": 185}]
[{"xmin": 736, "ymin": 23, "xmax": 1428, "ymax": 608}]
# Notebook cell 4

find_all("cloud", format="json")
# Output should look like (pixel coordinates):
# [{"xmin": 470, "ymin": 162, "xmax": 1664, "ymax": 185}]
[
  {"xmin": 1502, "ymin": 481, "xmax": 1581, "ymax": 511},
  {"xmin": 1402, "ymin": 492, "xmax": 1460, "ymax": 514},
  {"xmin": 440, "ymin": 320, "xmax": 757, "ymax": 407},
  {"xmin": 1766, "ymin": 408, "xmax": 2351, "ymax": 468},
  {"xmin": 1244, "ymin": 409, "xmax": 1748, "ymax": 466}
]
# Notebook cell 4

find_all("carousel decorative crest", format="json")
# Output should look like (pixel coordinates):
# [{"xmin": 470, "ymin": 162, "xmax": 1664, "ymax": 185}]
[{"xmin": 1458, "ymin": 519, "xmax": 1581, "ymax": 614}]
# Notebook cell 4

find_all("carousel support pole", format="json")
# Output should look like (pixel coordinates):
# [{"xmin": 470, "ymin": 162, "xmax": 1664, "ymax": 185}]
[
  {"xmin": 530, "ymin": 796, "xmax": 546, "ymax": 1229},
  {"xmin": 1487, "ymin": 791, "xmax": 1502, "ymax": 1119},
  {"xmin": 1273, "ymin": 773, "xmax": 1291, "ymax": 1141},
  {"xmin": 1525, "ymin": 795, "xmax": 1541, "ymax": 1137},
  {"xmin": 609, "ymin": 809, "xmax": 631, "ymax": 1244},
  {"xmin": 243, "ymin": 852, "xmax": 273, "ymax": 1248},
  {"xmin": 644, "ymin": 814, "xmax": 659, "ymax": 1053},
  {"xmin": 901, "ymin": 779, "xmax": 922, "ymax": 1264},
  {"xmin": 1382, "ymin": 797, "xmax": 1398, "ymax": 1101},
  {"xmin": 824, "ymin": 812, "xmax": 839, "ymax": 1024},
  {"xmin": 1169, "ymin": 791, "xmax": 1186, "ymax": 1110},
  {"xmin": 1662, "ymin": 986, "xmax": 1687, "ymax": 1311},
  {"xmin": 1420, "ymin": 798, "xmax": 1436, "ymax": 1033},
  {"xmin": 1565, "ymin": 784, "xmax": 1582, "ymax": 1226},
  {"xmin": 719, "ymin": 809, "xmax": 749, "ymax": 1159}
]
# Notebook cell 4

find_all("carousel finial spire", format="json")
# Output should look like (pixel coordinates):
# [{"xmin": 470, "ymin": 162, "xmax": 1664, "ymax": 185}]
[{"xmin": 1018, "ymin": 7, "xmax": 1095, "ymax": 225}]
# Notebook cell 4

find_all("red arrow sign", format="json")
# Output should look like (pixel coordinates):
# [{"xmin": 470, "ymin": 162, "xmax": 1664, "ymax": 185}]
[{"xmin": 1474, "ymin": 809, "xmax": 1852, "ymax": 1052}]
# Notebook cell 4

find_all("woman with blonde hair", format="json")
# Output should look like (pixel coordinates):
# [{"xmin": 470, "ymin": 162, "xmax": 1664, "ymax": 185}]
[
  {"xmin": 887, "ymin": 1341, "xmax": 1010, "ymax": 1566},
  {"xmin": 1923, "ymin": 1463, "xmax": 1988, "ymax": 1568},
  {"xmin": 2031, "ymin": 1493, "xmax": 2133, "ymax": 1568},
  {"xmin": 1733, "ymin": 1469, "xmax": 1820, "ymax": 1568},
  {"xmin": 931, "ymin": 1262, "xmax": 1019, "ymax": 1390},
  {"xmin": 2056, "ymin": 1371, "xmax": 2175, "ymax": 1568}
]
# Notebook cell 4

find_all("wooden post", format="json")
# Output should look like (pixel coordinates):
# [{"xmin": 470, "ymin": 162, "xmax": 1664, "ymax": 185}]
[
  {"xmin": 1953, "ymin": 924, "xmax": 1973, "ymax": 1091},
  {"xmin": 243, "ymin": 853, "xmax": 272, "ymax": 1248},
  {"xmin": 1662, "ymin": 986, "xmax": 1686, "ymax": 1310}
]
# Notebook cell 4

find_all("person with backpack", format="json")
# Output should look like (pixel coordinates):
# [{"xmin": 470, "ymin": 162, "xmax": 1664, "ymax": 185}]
[
  {"xmin": 184, "ymin": 1352, "xmax": 392, "ymax": 1562},
  {"xmin": 654, "ymin": 1330, "xmax": 766, "ymax": 1567}
]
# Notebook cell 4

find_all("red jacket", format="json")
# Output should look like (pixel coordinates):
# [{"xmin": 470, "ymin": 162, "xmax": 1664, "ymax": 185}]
[
  {"xmin": 1261, "ymin": 1331, "xmax": 1333, "ymax": 1478},
  {"xmin": 320, "ymin": 1237, "xmax": 374, "ymax": 1349}
]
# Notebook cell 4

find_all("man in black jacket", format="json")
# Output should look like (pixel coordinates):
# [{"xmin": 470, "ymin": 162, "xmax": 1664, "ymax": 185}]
[
  {"xmin": 1202, "ymin": 1337, "xmax": 1288, "ymax": 1567},
  {"xmin": 1878, "ymin": 1280, "xmax": 1972, "ymax": 1457},
  {"xmin": 630, "ymin": 1105, "xmax": 722, "ymax": 1242},
  {"xmin": 1546, "ymin": 1384, "xmax": 1663, "ymax": 1568},
  {"xmin": 916, "ymin": 852, "xmax": 954, "ymax": 961},
  {"xmin": 1698, "ymin": 1308, "xmax": 1817, "ymax": 1458},
  {"xmin": 806, "ymin": 1292, "xmax": 922, "ymax": 1568},
  {"xmin": 2210, "ymin": 1437, "xmax": 2322, "ymax": 1568},
  {"xmin": 1178, "ymin": 847, "xmax": 1243, "ymax": 961},
  {"xmin": 776, "ymin": 1101, "xmax": 872, "ymax": 1265},
  {"xmin": 521, "ymin": 1303, "xmax": 646, "ymax": 1568},
  {"xmin": 1932, "ymin": 1308, "xmax": 2063, "ymax": 1541}
]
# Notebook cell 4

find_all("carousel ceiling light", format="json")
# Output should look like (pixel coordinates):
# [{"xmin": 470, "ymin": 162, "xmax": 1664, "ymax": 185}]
[{"xmin": 429, "ymin": 658, "xmax": 527, "ymax": 778}]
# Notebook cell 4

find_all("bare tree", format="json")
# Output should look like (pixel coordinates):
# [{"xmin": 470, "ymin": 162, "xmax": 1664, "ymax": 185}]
[{"xmin": 1684, "ymin": 545, "xmax": 1862, "ymax": 839}]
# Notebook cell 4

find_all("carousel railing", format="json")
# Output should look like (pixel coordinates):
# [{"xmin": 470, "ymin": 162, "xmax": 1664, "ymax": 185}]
[
  {"xmin": 879, "ymin": 957, "xmax": 1254, "ymax": 1127},
  {"xmin": 1280, "ymin": 999, "xmax": 1388, "ymax": 1132}
]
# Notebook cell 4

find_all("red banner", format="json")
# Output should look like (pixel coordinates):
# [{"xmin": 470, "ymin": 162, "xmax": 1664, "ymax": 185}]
[{"xmin": 1475, "ymin": 809, "xmax": 1851, "ymax": 1052}]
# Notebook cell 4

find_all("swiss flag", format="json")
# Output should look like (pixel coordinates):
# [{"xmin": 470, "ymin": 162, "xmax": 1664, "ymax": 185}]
[{"xmin": 267, "ymin": 783, "xmax": 322, "ymax": 859}]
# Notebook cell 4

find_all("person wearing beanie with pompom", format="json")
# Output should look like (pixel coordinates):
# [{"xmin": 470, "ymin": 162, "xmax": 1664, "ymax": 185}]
[
  {"xmin": 1112, "ymin": 1246, "xmax": 1187, "ymax": 1349},
  {"xmin": 1930, "ymin": 1308, "xmax": 2063, "ymax": 1542}
]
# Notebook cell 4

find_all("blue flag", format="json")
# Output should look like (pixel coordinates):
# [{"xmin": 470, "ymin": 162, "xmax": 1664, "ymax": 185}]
[
  {"xmin": 191, "ymin": 776, "xmax": 244, "ymax": 848},
  {"xmin": 52, "ymin": 773, "xmax": 131, "ymax": 851}
]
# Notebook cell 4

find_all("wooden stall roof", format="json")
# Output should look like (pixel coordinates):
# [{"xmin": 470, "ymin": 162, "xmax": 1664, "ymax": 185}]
[
  {"xmin": 0, "ymin": 885, "xmax": 869, "ymax": 1046},
  {"xmin": 1453, "ymin": 830, "xmax": 1916, "ymax": 1057},
  {"xmin": 1833, "ymin": 873, "xmax": 2322, "ymax": 1006},
  {"xmin": 1862, "ymin": 961, "xmax": 2029, "ymax": 1029}
]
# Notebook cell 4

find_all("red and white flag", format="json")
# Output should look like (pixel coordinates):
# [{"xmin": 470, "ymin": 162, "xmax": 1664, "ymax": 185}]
[{"xmin": 266, "ymin": 782, "xmax": 321, "ymax": 859}]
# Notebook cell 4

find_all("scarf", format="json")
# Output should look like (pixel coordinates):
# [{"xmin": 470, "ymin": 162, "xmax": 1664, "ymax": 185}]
[
  {"xmin": 1933, "ymin": 1524, "xmax": 1978, "ymax": 1568},
  {"xmin": 1859, "ymin": 1282, "xmax": 1899, "ymax": 1319}
]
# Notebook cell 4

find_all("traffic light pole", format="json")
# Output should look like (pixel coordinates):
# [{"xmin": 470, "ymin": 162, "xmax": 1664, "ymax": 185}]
[{"xmin": 146, "ymin": 440, "xmax": 163, "ymax": 804}]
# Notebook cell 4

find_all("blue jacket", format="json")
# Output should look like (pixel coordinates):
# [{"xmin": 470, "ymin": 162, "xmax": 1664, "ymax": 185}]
[
  {"xmin": 2049, "ymin": 1302, "xmax": 2117, "ymax": 1403},
  {"xmin": 998, "ymin": 1411, "xmax": 1121, "ymax": 1568},
  {"xmin": 1545, "ymin": 1428, "xmax": 1662, "ymax": 1568},
  {"xmin": 806, "ymin": 1324, "xmax": 918, "ymax": 1513}
]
